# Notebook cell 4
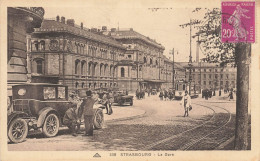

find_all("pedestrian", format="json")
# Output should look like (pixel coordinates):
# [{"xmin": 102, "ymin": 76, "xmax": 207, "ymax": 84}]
[
  {"xmin": 169, "ymin": 90, "xmax": 174, "ymax": 100},
  {"xmin": 63, "ymin": 103, "xmax": 81, "ymax": 136},
  {"xmin": 107, "ymin": 91, "xmax": 114, "ymax": 115},
  {"xmin": 228, "ymin": 90, "xmax": 234, "ymax": 101},
  {"xmin": 159, "ymin": 90, "xmax": 163, "ymax": 100},
  {"xmin": 136, "ymin": 89, "xmax": 139, "ymax": 100},
  {"xmin": 180, "ymin": 91, "xmax": 191, "ymax": 117},
  {"xmin": 78, "ymin": 90, "xmax": 95, "ymax": 136},
  {"xmin": 102, "ymin": 93, "xmax": 109, "ymax": 114},
  {"xmin": 164, "ymin": 90, "xmax": 168, "ymax": 101}
]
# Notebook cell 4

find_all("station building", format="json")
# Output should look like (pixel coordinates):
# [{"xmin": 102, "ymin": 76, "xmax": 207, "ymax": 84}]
[
  {"xmin": 29, "ymin": 16, "xmax": 125, "ymax": 92},
  {"xmin": 184, "ymin": 62, "xmax": 237, "ymax": 91}
]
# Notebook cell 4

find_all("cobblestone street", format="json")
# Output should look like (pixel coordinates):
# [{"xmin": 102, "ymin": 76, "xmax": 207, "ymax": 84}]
[{"xmin": 8, "ymin": 93, "xmax": 241, "ymax": 151}]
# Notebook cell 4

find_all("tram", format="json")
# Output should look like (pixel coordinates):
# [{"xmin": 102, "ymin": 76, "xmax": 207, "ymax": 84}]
[{"xmin": 174, "ymin": 81, "xmax": 199, "ymax": 100}]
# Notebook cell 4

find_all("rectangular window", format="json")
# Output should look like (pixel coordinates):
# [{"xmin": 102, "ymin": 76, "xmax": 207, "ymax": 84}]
[
  {"xmin": 209, "ymin": 74, "xmax": 212, "ymax": 79},
  {"xmin": 220, "ymin": 81, "xmax": 223, "ymax": 85},
  {"xmin": 209, "ymin": 81, "xmax": 211, "ymax": 85},
  {"xmin": 58, "ymin": 87, "xmax": 66, "ymax": 99},
  {"xmin": 226, "ymin": 74, "xmax": 229, "ymax": 79},
  {"xmin": 43, "ymin": 87, "xmax": 56, "ymax": 100},
  {"xmin": 203, "ymin": 81, "xmax": 206, "ymax": 85},
  {"xmin": 220, "ymin": 74, "xmax": 223, "ymax": 79},
  {"xmin": 204, "ymin": 74, "xmax": 206, "ymax": 79}
]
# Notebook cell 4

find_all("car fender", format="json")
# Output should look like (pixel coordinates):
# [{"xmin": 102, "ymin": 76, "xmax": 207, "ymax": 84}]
[
  {"xmin": 37, "ymin": 107, "xmax": 59, "ymax": 128},
  {"xmin": 7, "ymin": 111, "xmax": 29, "ymax": 128}
]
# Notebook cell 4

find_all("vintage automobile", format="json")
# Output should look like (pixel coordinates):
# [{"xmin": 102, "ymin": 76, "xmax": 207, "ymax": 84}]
[
  {"xmin": 113, "ymin": 91, "xmax": 133, "ymax": 106},
  {"xmin": 7, "ymin": 83, "xmax": 105, "ymax": 143}
]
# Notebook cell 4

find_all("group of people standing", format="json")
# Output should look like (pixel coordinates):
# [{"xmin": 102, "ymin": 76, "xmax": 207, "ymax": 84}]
[
  {"xmin": 136, "ymin": 89, "xmax": 146, "ymax": 100},
  {"xmin": 159, "ymin": 89, "xmax": 175, "ymax": 101},
  {"xmin": 64, "ymin": 90, "xmax": 96, "ymax": 137}
]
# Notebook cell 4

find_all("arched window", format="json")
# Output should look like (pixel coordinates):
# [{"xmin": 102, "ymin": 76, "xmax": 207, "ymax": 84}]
[
  {"xmin": 75, "ymin": 82, "xmax": 79, "ymax": 88},
  {"xmin": 36, "ymin": 59, "xmax": 43, "ymax": 74},
  {"xmin": 110, "ymin": 66, "xmax": 113, "ymax": 75},
  {"xmin": 104, "ymin": 65, "xmax": 107, "ymax": 77},
  {"xmin": 89, "ymin": 83, "xmax": 91, "ymax": 88},
  {"xmin": 82, "ymin": 82, "xmax": 85, "ymax": 88},
  {"xmin": 76, "ymin": 44, "xmax": 79, "ymax": 53},
  {"xmin": 143, "ymin": 57, "xmax": 147, "ymax": 63},
  {"xmin": 156, "ymin": 60, "xmax": 158, "ymax": 65},
  {"xmin": 121, "ymin": 67, "xmax": 125, "ymax": 77},
  {"xmin": 75, "ymin": 59, "xmax": 80, "ymax": 74},
  {"xmin": 81, "ymin": 61, "xmax": 86, "ymax": 75},
  {"xmin": 33, "ymin": 41, "xmax": 39, "ymax": 51},
  {"xmin": 150, "ymin": 58, "xmax": 153, "ymax": 64},
  {"xmin": 40, "ymin": 40, "xmax": 45, "ymax": 51},
  {"xmin": 93, "ymin": 64, "xmax": 97, "ymax": 76},
  {"xmin": 88, "ymin": 63, "xmax": 92, "ymax": 75},
  {"xmin": 100, "ymin": 64, "xmax": 103, "ymax": 76}
]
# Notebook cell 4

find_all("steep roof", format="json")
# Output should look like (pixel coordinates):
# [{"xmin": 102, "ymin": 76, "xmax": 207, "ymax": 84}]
[
  {"xmin": 34, "ymin": 20, "xmax": 125, "ymax": 49},
  {"xmin": 111, "ymin": 29, "xmax": 165, "ymax": 50}
]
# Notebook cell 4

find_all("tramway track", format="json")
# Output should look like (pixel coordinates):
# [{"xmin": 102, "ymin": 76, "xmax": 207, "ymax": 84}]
[
  {"xmin": 178, "ymin": 103, "xmax": 232, "ymax": 150},
  {"xmin": 142, "ymin": 103, "xmax": 232, "ymax": 150},
  {"xmin": 142, "ymin": 103, "xmax": 217, "ymax": 150}
]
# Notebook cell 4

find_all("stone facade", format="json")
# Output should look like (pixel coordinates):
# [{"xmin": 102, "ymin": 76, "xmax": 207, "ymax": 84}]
[
  {"xmin": 7, "ymin": 7, "xmax": 44, "ymax": 96},
  {"xmin": 30, "ymin": 17, "xmax": 125, "ymax": 92},
  {"xmin": 184, "ymin": 62, "xmax": 237, "ymax": 91}
]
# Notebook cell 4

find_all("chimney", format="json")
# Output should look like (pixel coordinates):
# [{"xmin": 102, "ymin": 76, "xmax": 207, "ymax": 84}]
[
  {"xmin": 81, "ymin": 22, "xmax": 83, "ymax": 29},
  {"xmin": 130, "ymin": 28, "xmax": 133, "ymax": 31},
  {"xmin": 102, "ymin": 26, "xmax": 107, "ymax": 31},
  {"xmin": 56, "ymin": 15, "xmax": 60, "ymax": 22},
  {"xmin": 61, "ymin": 16, "xmax": 65, "ymax": 24},
  {"xmin": 111, "ymin": 28, "xmax": 116, "ymax": 32},
  {"xmin": 67, "ymin": 19, "xmax": 75, "ymax": 26}
]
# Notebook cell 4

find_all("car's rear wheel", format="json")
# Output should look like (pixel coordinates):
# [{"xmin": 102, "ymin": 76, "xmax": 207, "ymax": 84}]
[
  {"xmin": 8, "ymin": 118, "xmax": 28, "ymax": 143},
  {"xmin": 94, "ymin": 109, "xmax": 104, "ymax": 129},
  {"xmin": 42, "ymin": 113, "xmax": 59, "ymax": 137}
]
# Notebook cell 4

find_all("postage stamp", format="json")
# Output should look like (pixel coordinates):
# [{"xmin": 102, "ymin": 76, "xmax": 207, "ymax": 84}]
[{"xmin": 221, "ymin": 1, "xmax": 255, "ymax": 43}]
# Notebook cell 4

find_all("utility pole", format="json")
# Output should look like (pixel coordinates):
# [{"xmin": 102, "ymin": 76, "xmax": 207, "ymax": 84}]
[
  {"xmin": 188, "ymin": 19, "xmax": 193, "ymax": 95},
  {"xmin": 171, "ymin": 48, "xmax": 175, "ymax": 90}
]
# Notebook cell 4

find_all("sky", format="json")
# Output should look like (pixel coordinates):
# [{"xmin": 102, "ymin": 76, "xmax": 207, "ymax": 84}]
[{"xmin": 44, "ymin": 4, "xmax": 208, "ymax": 62}]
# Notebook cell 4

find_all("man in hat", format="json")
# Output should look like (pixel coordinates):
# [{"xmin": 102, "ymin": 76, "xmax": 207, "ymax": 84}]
[{"xmin": 78, "ymin": 90, "xmax": 95, "ymax": 136}]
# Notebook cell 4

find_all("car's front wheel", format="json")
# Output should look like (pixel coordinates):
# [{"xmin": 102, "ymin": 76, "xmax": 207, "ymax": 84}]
[
  {"xmin": 130, "ymin": 99, "xmax": 133, "ymax": 106},
  {"xmin": 42, "ymin": 113, "xmax": 59, "ymax": 137},
  {"xmin": 94, "ymin": 109, "xmax": 104, "ymax": 129},
  {"xmin": 8, "ymin": 118, "xmax": 28, "ymax": 143}
]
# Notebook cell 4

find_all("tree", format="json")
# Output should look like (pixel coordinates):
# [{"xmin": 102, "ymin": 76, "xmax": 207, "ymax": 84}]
[{"xmin": 180, "ymin": 8, "xmax": 250, "ymax": 150}]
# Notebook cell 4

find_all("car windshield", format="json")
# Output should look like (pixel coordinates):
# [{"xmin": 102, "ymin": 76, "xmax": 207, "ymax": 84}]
[{"xmin": 43, "ymin": 87, "xmax": 56, "ymax": 100}]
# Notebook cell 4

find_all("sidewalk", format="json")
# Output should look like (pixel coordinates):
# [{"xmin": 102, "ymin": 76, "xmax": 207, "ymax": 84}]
[{"xmin": 104, "ymin": 105, "xmax": 146, "ymax": 122}]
